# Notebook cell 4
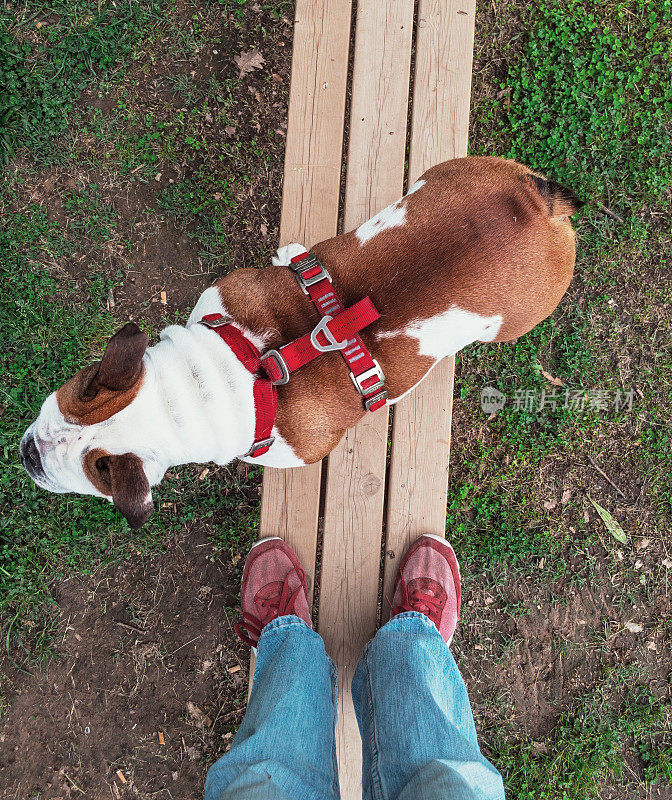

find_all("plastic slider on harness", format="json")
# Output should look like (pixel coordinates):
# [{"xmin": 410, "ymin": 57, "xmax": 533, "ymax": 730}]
[{"xmin": 289, "ymin": 253, "xmax": 332, "ymax": 294}]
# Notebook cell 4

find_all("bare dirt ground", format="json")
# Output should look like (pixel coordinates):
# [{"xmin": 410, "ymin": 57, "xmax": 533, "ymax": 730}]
[{"xmin": 1, "ymin": 532, "xmax": 250, "ymax": 799}]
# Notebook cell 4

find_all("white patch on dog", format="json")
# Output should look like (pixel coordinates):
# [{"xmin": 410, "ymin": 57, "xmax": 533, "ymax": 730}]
[
  {"xmin": 403, "ymin": 306, "xmax": 503, "ymax": 359},
  {"xmin": 187, "ymin": 285, "xmax": 268, "ymax": 352},
  {"xmin": 406, "ymin": 178, "xmax": 425, "ymax": 195},
  {"xmin": 380, "ymin": 305, "xmax": 503, "ymax": 403},
  {"xmin": 356, "ymin": 201, "xmax": 406, "ymax": 245},
  {"xmin": 273, "ymin": 242, "xmax": 307, "ymax": 266},
  {"xmin": 241, "ymin": 429, "xmax": 306, "ymax": 468},
  {"xmin": 187, "ymin": 285, "xmax": 228, "ymax": 326},
  {"xmin": 355, "ymin": 180, "xmax": 425, "ymax": 245}
]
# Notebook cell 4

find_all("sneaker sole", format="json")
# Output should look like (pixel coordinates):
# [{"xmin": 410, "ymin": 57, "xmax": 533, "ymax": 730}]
[{"xmin": 250, "ymin": 536, "xmax": 283, "ymax": 550}]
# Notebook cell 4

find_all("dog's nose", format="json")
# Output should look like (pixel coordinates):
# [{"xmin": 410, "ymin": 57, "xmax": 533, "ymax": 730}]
[{"xmin": 21, "ymin": 435, "xmax": 45, "ymax": 479}]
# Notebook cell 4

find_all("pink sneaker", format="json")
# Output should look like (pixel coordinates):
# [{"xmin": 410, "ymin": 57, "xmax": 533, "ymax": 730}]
[
  {"xmin": 234, "ymin": 538, "xmax": 312, "ymax": 647},
  {"xmin": 390, "ymin": 534, "xmax": 461, "ymax": 644}
]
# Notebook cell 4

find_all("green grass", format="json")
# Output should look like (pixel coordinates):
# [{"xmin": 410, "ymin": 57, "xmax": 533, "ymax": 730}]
[
  {"xmin": 490, "ymin": 668, "xmax": 672, "ymax": 798},
  {"xmin": 504, "ymin": 0, "xmax": 672, "ymax": 212},
  {"xmin": 0, "ymin": 189, "xmax": 261, "ymax": 659},
  {"xmin": 0, "ymin": 0, "xmax": 167, "ymax": 163},
  {"xmin": 456, "ymin": 0, "xmax": 672, "ymax": 568},
  {"xmin": 0, "ymin": 0, "xmax": 268, "ymax": 665}
]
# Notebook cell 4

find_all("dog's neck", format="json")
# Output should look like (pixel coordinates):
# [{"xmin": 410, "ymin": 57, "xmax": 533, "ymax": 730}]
[{"xmin": 139, "ymin": 322, "xmax": 257, "ymax": 471}]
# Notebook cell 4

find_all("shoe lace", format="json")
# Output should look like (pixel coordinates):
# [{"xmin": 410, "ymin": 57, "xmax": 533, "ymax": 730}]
[
  {"xmin": 389, "ymin": 578, "xmax": 444, "ymax": 625},
  {"xmin": 235, "ymin": 566, "xmax": 306, "ymax": 647}
]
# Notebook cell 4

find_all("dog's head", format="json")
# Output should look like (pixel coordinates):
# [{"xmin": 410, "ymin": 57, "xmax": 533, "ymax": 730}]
[{"xmin": 21, "ymin": 323, "xmax": 162, "ymax": 528}]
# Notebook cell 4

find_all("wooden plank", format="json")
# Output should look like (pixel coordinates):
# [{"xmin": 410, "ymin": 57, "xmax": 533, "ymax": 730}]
[
  {"xmin": 382, "ymin": 0, "xmax": 476, "ymax": 613},
  {"xmin": 258, "ymin": 0, "xmax": 353, "ymax": 585},
  {"xmin": 317, "ymin": 1, "xmax": 414, "ymax": 796}
]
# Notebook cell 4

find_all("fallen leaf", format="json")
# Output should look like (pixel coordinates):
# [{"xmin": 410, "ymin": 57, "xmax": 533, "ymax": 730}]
[
  {"xmin": 588, "ymin": 496, "xmax": 627, "ymax": 544},
  {"xmin": 541, "ymin": 369, "xmax": 564, "ymax": 387},
  {"xmin": 625, "ymin": 621, "xmax": 643, "ymax": 634},
  {"xmin": 224, "ymin": 126, "xmax": 236, "ymax": 136},
  {"xmin": 635, "ymin": 537, "xmax": 651, "ymax": 551},
  {"xmin": 662, "ymin": 558, "xmax": 672, "ymax": 569},
  {"xmin": 234, "ymin": 49, "xmax": 265, "ymax": 78},
  {"xmin": 543, "ymin": 500, "xmax": 557, "ymax": 511},
  {"xmin": 561, "ymin": 489, "xmax": 572, "ymax": 505},
  {"xmin": 185, "ymin": 745, "xmax": 201, "ymax": 761},
  {"xmin": 186, "ymin": 701, "xmax": 212, "ymax": 729}
]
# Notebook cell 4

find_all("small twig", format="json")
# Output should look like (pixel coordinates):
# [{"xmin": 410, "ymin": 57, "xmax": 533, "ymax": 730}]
[
  {"xmin": 115, "ymin": 620, "xmax": 147, "ymax": 634},
  {"xmin": 594, "ymin": 200, "xmax": 624, "ymax": 224},
  {"xmin": 167, "ymin": 635, "xmax": 201, "ymax": 658},
  {"xmin": 62, "ymin": 771, "xmax": 85, "ymax": 794},
  {"xmin": 587, "ymin": 455, "xmax": 627, "ymax": 499}
]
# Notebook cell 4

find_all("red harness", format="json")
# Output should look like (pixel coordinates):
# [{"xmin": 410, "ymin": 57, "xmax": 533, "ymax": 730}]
[{"xmin": 200, "ymin": 251, "xmax": 387, "ymax": 459}]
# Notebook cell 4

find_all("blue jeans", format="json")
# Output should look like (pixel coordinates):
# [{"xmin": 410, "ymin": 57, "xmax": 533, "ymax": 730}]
[{"xmin": 205, "ymin": 612, "xmax": 505, "ymax": 800}]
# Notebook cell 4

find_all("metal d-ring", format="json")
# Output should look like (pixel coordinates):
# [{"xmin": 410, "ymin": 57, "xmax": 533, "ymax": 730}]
[{"xmin": 310, "ymin": 315, "xmax": 347, "ymax": 353}]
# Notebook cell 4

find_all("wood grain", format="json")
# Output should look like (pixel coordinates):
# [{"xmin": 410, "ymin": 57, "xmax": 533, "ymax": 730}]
[
  {"xmin": 382, "ymin": 0, "xmax": 476, "ymax": 616},
  {"xmin": 258, "ymin": 0, "xmax": 353, "ymax": 586},
  {"xmin": 317, "ymin": 0, "xmax": 414, "ymax": 795}
]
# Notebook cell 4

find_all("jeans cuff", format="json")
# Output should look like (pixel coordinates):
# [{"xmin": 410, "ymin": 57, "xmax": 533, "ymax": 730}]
[
  {"xmin": 258, "ymin": 614, "xmax": 314, "ymax": 642},
  {"xmin": 380, "ymin": 610, "xmax": 440, "ymax": 634}
]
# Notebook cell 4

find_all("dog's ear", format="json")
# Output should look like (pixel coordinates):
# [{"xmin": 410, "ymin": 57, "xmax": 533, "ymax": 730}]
[
  {"xmin": 82, "ymin": 323, "xmax": 148, "ymax": 400},
  {"xmin": 96, "ymin": 452, "xmax": 153, "ymax": 529}
]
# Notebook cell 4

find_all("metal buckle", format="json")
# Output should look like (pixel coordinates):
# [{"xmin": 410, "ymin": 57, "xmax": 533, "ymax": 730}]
[
  {"xmin": 310, "ymin": 315, "xmax": 347, "ymax": 353},
  {"xmin": 364, "ymin": 390, "xmax": 389, "ymax": 412},
  {"xmin": 260, "ymin": 349, "xmax": 290, "ymax": 385},
  {"xmin": 350, "ymin": 360, "xmax": 386, "ymax": 395},
  {"xmin": 290, "ymin": 255, "xmax": 332, "ymax": 294},
  {"xmin": 200, "ymin": 315, "xmax": 233, "ymax": 328},
  {"xmin": 244, "ymin": 436, "xmax": 275, "ymax": 458},
  {"xmin": 289, "ymin": 253, "xmax": 319, "ymax": 272}
]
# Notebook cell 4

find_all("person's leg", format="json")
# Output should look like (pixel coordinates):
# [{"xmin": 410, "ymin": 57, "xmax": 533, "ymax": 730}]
[
  {"xmin": 352, "ymin": 535, "xmax": 505, "ymax": 800},
  {"xmin": 205, "ymin": 539, "xmax": 339, "ymax": 800}
]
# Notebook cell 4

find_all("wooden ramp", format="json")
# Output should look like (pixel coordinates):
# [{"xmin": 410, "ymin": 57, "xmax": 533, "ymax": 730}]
[{"xmin": 257, "ymin": 0, "xmax": 476, "ymax": 795}]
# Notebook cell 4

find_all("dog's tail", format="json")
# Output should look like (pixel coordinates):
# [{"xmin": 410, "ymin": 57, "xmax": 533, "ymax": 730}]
[{"xmin": 529, "ymin": 173, "xmax": 585, "ymax": 219}]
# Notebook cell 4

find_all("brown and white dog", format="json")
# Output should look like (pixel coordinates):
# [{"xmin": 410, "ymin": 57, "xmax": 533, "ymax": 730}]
[{"xmin": 20, "ymin": 157, "xmax": 583, "ymax": 527}]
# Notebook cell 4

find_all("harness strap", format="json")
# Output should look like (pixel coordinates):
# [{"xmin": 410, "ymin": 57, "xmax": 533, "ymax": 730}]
[
  {"xmin": 200, "ymin": 314, "xmax": 278, "ymax": 458},
  {"xmin": 283, "ymin": 251, "xmax": 388, "ymax": 412},
  {"xmin": 199, "ymin": 250, "xmax": 387, "ymax": 459}
]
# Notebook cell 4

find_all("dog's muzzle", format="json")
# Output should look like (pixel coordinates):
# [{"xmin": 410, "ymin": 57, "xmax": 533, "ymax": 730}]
[{"xmin": 20, "ymin": 433, "xmax": 46, "ymax": 482}]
